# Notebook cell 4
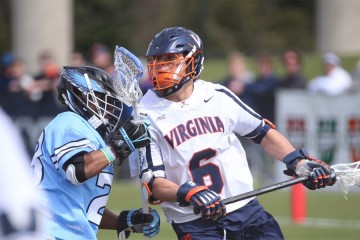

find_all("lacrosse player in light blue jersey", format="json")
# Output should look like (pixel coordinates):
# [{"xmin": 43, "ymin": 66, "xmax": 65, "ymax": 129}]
[{"xmin": 31, "ymin": 66, "xmax": 160, "ymax": 240}]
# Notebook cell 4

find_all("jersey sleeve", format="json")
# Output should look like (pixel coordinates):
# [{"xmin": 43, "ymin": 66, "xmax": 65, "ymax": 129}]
[
  {"xmin": 217, "ymin": 85, "xmax": 264, "ymax": 137},
  {"xmin": 44, "ymin": 114, "xmax": 99, "ymax": 177}
]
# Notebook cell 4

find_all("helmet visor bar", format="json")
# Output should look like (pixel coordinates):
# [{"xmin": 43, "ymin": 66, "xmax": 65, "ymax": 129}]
[{"xmin": 87, "ymin": 93, "xmax": 125, "ymax": 132}]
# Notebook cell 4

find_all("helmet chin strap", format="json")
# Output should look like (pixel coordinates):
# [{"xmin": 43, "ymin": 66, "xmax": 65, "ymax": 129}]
[
  {"xmin": 87, "ymin": 114, "xmax": 110, "ymax": 138},
  {"xmin": 88, "ymin": 115, "xmax": 103, "ymax": 129},
  {"xmin": 62, "ymin": 93, "xmax": 77, "ymax": 113}
]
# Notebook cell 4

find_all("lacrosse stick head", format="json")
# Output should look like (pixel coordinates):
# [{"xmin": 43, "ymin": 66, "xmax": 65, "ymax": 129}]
[
  {"xmin": 331, "ymin": 161, "xmax": 360, "ymax": 195},
  {"xmin": 113, "ymin": 46, "xmax": 144, "ymax": 108}
]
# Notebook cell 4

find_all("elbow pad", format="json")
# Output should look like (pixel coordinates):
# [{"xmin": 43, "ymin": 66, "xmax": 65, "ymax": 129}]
[
  {"xmin": 64, "ymin": 154, "xmax": 86, "ymax": 185},
  {"xmin": 251, "ymin": 119, "xmax": 276, "ymax": 144},
  {"xmin": 141, "ymin": 169, "xmax": 162, "ymax": 205}
]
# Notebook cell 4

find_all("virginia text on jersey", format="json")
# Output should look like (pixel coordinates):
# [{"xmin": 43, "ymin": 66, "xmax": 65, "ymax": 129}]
[{"xmin": 164, "ymin": 116, "xmax": 224, "ymax": 148}]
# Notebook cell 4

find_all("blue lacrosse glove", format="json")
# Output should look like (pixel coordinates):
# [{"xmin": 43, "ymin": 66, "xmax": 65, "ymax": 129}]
[
  {"xmin": 116, "ymin": 208, "xmax": 160, "ymax": 239},
  {"xmin": 177, "ymin": 181, "xmax": 226, "ymax": 221},
  {"xmin": 283, "ymin": 148, "xmax": 336, "ymax": 190}
]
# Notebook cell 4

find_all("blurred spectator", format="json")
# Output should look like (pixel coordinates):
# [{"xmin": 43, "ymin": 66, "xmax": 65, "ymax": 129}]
[
  {"xmin": 352, "ymin": 58, "xmax": 360, "ymax": 91},
  {"xmin": 0, "ymin": 54, "xmax": 33, "ymax": 118},
  {"xmin": 33, "ymin": 50, "xmax": 61, "ymax": 95},
  {"xmin": 220, "ymin": 52, "xmax": 256, "ymax": 179},
  {"xmin": 0, "ymin": 52, "xmax": 15, "ymax": 91},
  {"xmin": 69, "ymin": 51, "xmax": 87, "ymax": 67},
  {"xmin": 244, "ymin": 53, "xmax": 279, "ymax": 123},
  {"xmin": 219, "ymin": 52, "xmax": 278, "ymax": 186},
  {"xmin": 35, "ymin": 50, "xmax": 60, "ymax": 79},
  {"xmin": 221, "ymin": 51, "xmax": 254, "ymax": 97},
  {"xmin": 307, "ymin": 52, "xmax": 353, "ymax": 95},
  {"xmin": 241, "ymin": 53, "xmax": 280, "ymax": 186},
  {"xmin": 280, "ymin": 49, "xmax": 306, "ymax": 89},
  {"xmin": 8, "ymin": 58, "xmax": 43, "ymax": 101},
  {"xmin": 32, "ymin": 50, "xmax": 64, "ymax": 114},
  {"xmin": 91, "ymin": 43, "xmax": 115, "ymax": 77}
]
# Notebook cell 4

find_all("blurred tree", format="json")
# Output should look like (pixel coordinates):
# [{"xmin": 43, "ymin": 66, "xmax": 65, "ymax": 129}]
[
  {"xmin": 0, "ymin": 0, "xmax": 11, "ymax": 56},
  {"xmin": 206, "ymin": 0, "xmax": 315, "ymax": 56},
  {"xmin": 0, "ymin": 0, "xmax": 315, "ymax": 59},
  {"xmin": 74, "ymin": 0, "xmax": 209, "ymax": 58},
  {"xmin": 74, "ymin": 0, "xmax": 138, "ymax": 59}
]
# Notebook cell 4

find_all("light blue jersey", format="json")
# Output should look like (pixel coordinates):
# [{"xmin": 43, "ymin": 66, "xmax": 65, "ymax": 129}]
[{"xmin": 31, "ymin": 111, "xmax": 113, "ymax": 240}]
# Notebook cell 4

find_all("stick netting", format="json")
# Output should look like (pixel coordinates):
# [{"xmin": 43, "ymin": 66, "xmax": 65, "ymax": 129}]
[
  {"xmin": 113, "ymin": 46, "xmax": 143, "ymax": 107},
  {"xmin": 331, "ymin": 161, "xmax": 360, "ymax": 195}
]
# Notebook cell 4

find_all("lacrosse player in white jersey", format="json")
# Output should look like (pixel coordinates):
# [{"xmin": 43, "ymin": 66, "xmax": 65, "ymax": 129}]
[
  {"xmin": 30, "ymin": 66, "xmax": 160, "ymax": 240},
  {"xmin": 137, "ymin": 27, "xmax": 336, "ymax": 240},
  {"xmin": 0, "ymin": 107, "xmax": 46, "ymax": 240}
]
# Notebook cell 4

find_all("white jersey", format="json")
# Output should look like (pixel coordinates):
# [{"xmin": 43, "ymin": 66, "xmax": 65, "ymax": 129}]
[
  {"xmin": 139, "ymin": 80, "xmax": 265, "ymax": 223},
  {"xmin": 0, "ymin": 107, "xmax": 46, "ymax": 239}
]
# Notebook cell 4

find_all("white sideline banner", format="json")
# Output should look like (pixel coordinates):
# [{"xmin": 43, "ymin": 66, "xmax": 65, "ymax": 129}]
[{"xmin": 274, "ymin": 90, "xmax": 360, "ymax": 182}]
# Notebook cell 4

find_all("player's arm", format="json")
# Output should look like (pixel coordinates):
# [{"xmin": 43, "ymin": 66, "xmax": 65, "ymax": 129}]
[
  {"xmin": 260, "ymin": 128, "xmax": 295, "ymax": 160},
  {"xmin": 62, "ymin": 150, "xmax": 113, "ymax": 184},
  {"xmin": 63, "ymin": 120, "xmax": 151, "ymax": 185},
  {"xmin": 100, "ymin": 208, "xmax": 160, "ymax": 239},
  {"xmin": 63, "ymin": 136, "xmax": 143, "ymax": 185},
  {"xmin": 151, "ymin": 177, "xmax": 179, "ymax": 202},
  {"xmin": 260, "ymin": 128, "xmax": 336, "ymax": 190},
  {"xmin": 83, "ymin": 150, "xmax": 113, "ymax": 178},
  {"xmin": 100, "ymin": 208, "xmax": 118, "ymax": 229}
]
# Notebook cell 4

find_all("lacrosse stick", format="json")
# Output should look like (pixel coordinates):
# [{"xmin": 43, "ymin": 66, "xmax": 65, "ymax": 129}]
[
  {"xmin": 113, "ymin": 46, "xmax": 150, "ymax": 239},
  {"xmin": 223, "ymin": 176, "xmax": 308, "ymax": 205},
  {"xmin": 195, "ymin": 161, "xmax": 360, "ymax": 214},
  {"xmin": 223, "ymin": 161, "xmax": 360, "ymax": 205}
]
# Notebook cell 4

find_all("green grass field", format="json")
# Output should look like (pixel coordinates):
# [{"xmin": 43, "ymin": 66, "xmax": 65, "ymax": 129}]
[{"xmin": 97, "ymin": 179, "xmax": 360, "ymax": 240}]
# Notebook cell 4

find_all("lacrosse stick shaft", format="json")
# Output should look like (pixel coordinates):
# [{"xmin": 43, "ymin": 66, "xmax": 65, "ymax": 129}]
[
  {"xmin": 222, "ymin": 162, "xmax": 350, "ymax": 205},
  {"xmin": 113, "ymin": 46, "xmax": 149, "ymax": 239},
  {"xmin": 193, "ymin": 176, "xmax": 308, "ymax": 215},
  {"xmin": 133, "ymin": 104, "xmax": 150, "ymax": 214},
  {"xmin": 224, "ymin": 176, "xmax": 308, "ymax": 205},
  {"xmin": 132, "ymin": 99, "xmax": 150, "ymax": 240}
]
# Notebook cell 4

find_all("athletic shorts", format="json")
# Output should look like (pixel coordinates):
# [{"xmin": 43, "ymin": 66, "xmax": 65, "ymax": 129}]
[{"xmin": 171, "ymin": 198, "xmax": 284, "ymax": 240}]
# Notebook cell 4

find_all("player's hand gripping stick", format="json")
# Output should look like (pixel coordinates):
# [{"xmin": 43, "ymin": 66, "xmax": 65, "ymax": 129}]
[
  {"xmin": 283, "ymin": 148, "xmax": 337, "ymax": 190},
  {"xmin": 177, "ymin": 181, "xmax": 226, "ymax": 221},
  {"xmin": 117, "ymin": 208, "xmax": 160, "ymax": 240},
  {"xmin": 107, "ymin": 119, "xmax": 151, "ymax": 165}
]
